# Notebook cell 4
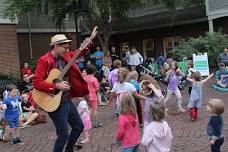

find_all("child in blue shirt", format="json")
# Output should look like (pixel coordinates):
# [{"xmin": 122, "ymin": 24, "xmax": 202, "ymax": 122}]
[
  {"xmin": 94, "ymin": 47, "xmax": 104, "ymax": 68},
  {"xmin": 127, "ymin": 70, "xmax": 142, "ymax": 125},
  {"xmin": 0, "ymin": 84, "xmax": 22, "ymax": 145},
  {"xmin": 206, "ymin": 99, "xmax": 224, "ymax": 152}
]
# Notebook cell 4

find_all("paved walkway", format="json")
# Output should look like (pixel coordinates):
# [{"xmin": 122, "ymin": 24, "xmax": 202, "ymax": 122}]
[{"xmin": 0, "ymin": 81, "xmax": 228, "ymax": 152}]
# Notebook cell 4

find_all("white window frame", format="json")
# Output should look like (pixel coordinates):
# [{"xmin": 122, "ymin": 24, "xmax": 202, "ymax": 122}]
[
  {"xmin": 143, "ymin": 38, "xmax": 154, "ymax": 58},
  {"xmin": 163, "ymin": 36, "xmax": 182, "ymax": 57}
]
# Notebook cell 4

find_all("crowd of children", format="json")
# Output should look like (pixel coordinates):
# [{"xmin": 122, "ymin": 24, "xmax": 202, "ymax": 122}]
[
  {"xmin": 75, "ymin": 55, "xmax": 225, "ymax": 152},
  {"xmin": 0, "ymin": 56, "xmax": 225, "ymax": 152}
]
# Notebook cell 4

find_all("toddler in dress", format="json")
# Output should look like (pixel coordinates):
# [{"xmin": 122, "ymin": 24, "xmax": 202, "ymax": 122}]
[
  {"xmin": 78, "ymin": 98, "xmax": 92, "ymax": 144},
  {"xmin": 187, "ymin": 71, "xmax": 214, "ymax": 121}
]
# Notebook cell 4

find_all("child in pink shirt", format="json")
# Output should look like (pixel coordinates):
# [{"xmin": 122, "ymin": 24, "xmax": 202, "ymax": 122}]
[
  {"xmin": 142, "ymin": 101, "xmax": 173, "ymax": 152},
  {"xmin": 84, "ymin": 64, "xmax": 101, "ymax": 128},
  {"xmin": 115, "ymin": 92, "xmax": 140, "ymax": 152}
]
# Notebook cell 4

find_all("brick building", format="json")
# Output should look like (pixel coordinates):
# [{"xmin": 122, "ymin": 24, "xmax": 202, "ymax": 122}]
[{"xmin": 0, "ymin": 0, "xmax": 20, "ymax": 78}]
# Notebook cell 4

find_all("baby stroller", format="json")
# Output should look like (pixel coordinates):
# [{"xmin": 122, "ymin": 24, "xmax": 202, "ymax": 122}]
[
  {"xmin": 139, "ymin": 64, "xmax": 167, "ymax": 95},
  {"xmin": 95, "ymin": 67, "xmax": 104, "ymax": 82}
]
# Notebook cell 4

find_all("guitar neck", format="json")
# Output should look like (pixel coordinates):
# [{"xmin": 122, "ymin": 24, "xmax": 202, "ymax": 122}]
[{"xmin": 58, "ymin": 38, "xmax": 92, "ymax": 79}]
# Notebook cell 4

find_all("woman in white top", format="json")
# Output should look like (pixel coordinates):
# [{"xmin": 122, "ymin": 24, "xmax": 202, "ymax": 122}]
[
  {"xmin": 102, "ymin": 50, "xmax": 112, "ymax": 78},
  {"xmin": 128, "ymin": 47, "xmax": 143, "ymax": 71}
]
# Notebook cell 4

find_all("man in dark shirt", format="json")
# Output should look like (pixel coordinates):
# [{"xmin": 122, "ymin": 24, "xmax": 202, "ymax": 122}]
[
  {"xmin": 110, "ymin": 46, "xmax": 119, "ymax": 62},
  {"xmin": 217, "ymin": 47, "xmax": 228, "ymax": 66}
]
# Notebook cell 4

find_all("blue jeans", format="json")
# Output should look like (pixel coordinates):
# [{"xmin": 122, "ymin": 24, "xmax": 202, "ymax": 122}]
[
  {"xmin": 211, "ymin": 137, "xmax": 224, "ymax": 152},
  {"xmin": 48, "ymin": 100, "xmax": 84, "ymax": 152},
  {"xmin": 7, "ymin": 118, "xmax": 19, "ymax": 128},
  {"xmin": 122, "ymin": 144, "xmax": 139, "ymax": 152}
]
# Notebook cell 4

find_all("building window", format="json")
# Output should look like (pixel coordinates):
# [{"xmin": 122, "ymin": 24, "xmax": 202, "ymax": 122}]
[
  {"xmin": 143, "ymin": 39, "xmax": 154, "ymax": 58},
  {"xmin": 163, "ymin": 36, "xmax": 182, "ymax": 57}
]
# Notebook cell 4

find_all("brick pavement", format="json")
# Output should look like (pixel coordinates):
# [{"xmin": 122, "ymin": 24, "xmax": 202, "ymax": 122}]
[{"xmin": 0, "ymin": 81, "xmax": 228, "ymax": 152}]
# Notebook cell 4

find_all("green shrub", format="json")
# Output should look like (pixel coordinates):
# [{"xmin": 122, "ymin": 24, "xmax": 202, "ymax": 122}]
[
  {"xmin": 0, "ymin": 74, "xmax": 24, "ymax": 90},
  {"xmin": 171, "ymin": 32, "xmax": 228, "ymax": 68},
  {"xmin": 30, "ymin": 58, "xmax": 38, "ymax": 72}
]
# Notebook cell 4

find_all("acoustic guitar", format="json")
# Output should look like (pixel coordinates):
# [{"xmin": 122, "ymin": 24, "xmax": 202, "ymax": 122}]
[{"xmin": 32, "ymin": 38, "xmax": 92, "ymax": 112}]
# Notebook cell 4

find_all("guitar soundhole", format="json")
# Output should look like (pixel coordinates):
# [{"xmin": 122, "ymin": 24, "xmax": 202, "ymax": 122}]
[{"xmin": 53, "ymin": 79, "xmax": 62, "ymax": 95}]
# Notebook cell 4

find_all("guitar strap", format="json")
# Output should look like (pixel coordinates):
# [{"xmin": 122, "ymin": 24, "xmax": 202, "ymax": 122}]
[{"xmin": 45, "ymin": 54, "xmax": 51, "ymax": 76}]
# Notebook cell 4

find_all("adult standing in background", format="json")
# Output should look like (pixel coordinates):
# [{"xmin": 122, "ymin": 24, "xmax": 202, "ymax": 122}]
[
  {"xmin": 155, "ymin": 54, "xmax": 166, "ymax": 69},
  {"xmin": 102, "ymin": 51, "xmax": 112, "ymax": 78},
  {"xmin": 217, "ymin": 47, "xmax": 228, "ymax": 66},
  {"xmin": 21, "ymin": 63, "xmax": 34, "ymax": 84},
  {"xmin": 75, "ymin": 56, "xmax": 85, "ymax": 71},
  {"xmin": 128, "ymin": 47, "xmax": 143, "ymax": 71},
  {"xmin": 123, "ymin": 46, "xmax": 131, "ymax": 69},
  {"xmin": 94, "ymin": 46, "xmax": 104, "ymax": 69},
  {"xmin": 110, "ymin": 46, "xmax": 119, "ymax": 63}
]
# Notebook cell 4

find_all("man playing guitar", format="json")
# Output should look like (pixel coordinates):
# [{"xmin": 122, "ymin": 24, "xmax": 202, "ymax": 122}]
[{"xmin": 32, "ymin": 27, "xmax": 98, "ymax": 152}]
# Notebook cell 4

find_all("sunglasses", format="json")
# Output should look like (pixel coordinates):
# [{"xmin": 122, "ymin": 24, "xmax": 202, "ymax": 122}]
[{"xmin": 58, "ymin": 44, "xmax": 69, "ymax": 50}]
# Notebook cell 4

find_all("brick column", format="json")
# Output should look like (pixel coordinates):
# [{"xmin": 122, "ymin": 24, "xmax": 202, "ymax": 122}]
[{"xmin": 0, "ymin": 24, "xmax": 20, "ymax": 78}]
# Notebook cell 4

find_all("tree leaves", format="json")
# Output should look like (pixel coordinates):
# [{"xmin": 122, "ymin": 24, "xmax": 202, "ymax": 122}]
[
  {"xmin": 171, "ymin": 32, "xmax": 228, "ymax": 67},
  {"xmin": 4, "ymin": 0, "xmax": 205, "ymax": 51}
]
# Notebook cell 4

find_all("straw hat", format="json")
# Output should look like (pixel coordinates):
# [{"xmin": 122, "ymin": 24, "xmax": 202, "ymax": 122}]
[{"xmin": 50, "ymin": 34, "xmax": 72, "ymax": 46}]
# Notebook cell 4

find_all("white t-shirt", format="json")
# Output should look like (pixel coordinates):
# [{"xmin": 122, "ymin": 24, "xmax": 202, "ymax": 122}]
[
  {"xmin": 112, "ymin": 82, "xmax": 137, "ymax": 94},
  {"xmin": 128, "ymin": 52, "xmax": 143, "ymax": 66}
]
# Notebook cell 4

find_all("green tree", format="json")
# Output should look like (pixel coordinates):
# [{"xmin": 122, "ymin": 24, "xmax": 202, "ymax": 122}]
[
  {"xmin": 4, "ymin": 0, "xmax": 86, "ymax": 47},
  {"xmin": 4, "ymin": 0, "xmax": 204, "ymax": 51},
  {"xmin": 4, "ymin": 0, "xmax": 145, "ymax": 50},
  {"xmin": 171, "ymin": 32, "xmax": 228, "ymax": 68}
]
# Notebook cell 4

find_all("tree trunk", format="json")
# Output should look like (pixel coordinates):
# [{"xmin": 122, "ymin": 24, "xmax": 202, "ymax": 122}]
[
  {"xmin": 97, "ymin": 33, "xmax": 110, "ymax": 52},
  {"xmin": 101, "ymin": 42, "xmax": 108, "ymax": 52},
  {"xmin": 74, "ymin": 12, "xmax": 80, "ymax": 48}
]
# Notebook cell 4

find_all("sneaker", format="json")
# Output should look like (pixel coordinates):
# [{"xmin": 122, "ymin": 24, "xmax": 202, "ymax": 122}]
[
  {"xmin": 74, "ymin": 145, "xmax": 83, "ymax": 150},
  {"xmin": 93, "ymin": 122, "xmax": 103, "ymax": 128},
  {"xmin": 115, "ymin": 112, "xmax": 120, "ymax": 117},
  {"xmin": 11, "ymin": 139, "xmax": 17, "ymax": 146},
  {"xmin": 138, "ymin": 124, "xmax": 144, "ymax": 129},
  {"xmin": 80, "ymin": 138, "xmax": 89, "ymax": 144},
  {"xmin": 177, "ymin": 108, "xmax": 186, "ymax": 113},
  {"xmin": 98, "ymin": 102, "xmax": 107, "ymax": 106},
  {"xmin": 191, "ymin": 117, "xmax": 195, "ymax": 122},
  {"xmin": 113, "ymin": 141, "xmax": 121, "ymax": 147},
  {"xmin": 16, "ymin": 137, "xmax": 22, "ymax": 144}
]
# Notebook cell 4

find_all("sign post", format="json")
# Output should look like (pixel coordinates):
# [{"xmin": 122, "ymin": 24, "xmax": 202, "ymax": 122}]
[{"xmin": 193, "ymin": 53, "xmax": 210, "ymax": 76}]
